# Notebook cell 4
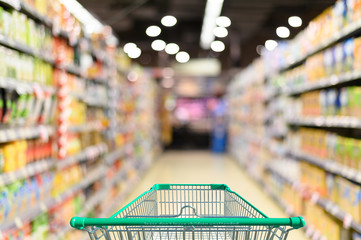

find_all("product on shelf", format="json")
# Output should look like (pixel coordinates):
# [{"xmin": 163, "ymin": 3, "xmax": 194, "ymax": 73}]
[
  {"xmin": 1, "ymin": 138, "xmax": 53, "ymax": 173},
  {"xmin": 288, "ymin": 127, "xmax": 361, "ymax": 170},
  {"xmin": 0, "ymin": 172, "xmax": 53, "ymax": 224},
  {"xmin": 0, "ymin": 6, "xmax": 53, "ymax": 55},
  {"xmin": 52, "ymin": 165, "xmax": 83, "ymax": 197}
]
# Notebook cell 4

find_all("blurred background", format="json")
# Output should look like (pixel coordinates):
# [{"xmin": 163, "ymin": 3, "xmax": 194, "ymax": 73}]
[{"xmin": 1, "ymin": 0, "xmax": 361, "ymax": 239}]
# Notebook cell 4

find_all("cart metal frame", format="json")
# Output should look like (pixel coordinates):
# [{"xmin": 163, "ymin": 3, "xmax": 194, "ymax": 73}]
[{"xmin": 71, "ymin": 184, "xmax": 305, "ymax": 240}]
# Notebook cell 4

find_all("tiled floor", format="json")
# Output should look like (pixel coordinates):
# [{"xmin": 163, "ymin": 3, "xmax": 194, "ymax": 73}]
[{"xmin": 121, "ymin": 150, "xmax": 307, "ymax": 240}]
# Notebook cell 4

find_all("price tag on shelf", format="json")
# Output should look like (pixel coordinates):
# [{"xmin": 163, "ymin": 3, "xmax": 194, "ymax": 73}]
[
  {"xmin": 9, "ymin": 172, "xmax": 16, "ymax": 182},
  {"xmin": 0, "ymin": 177, "xmax": 4, "ymax": 187},
  {"xmin": 343, "ymin": 214, "xmax": 353, "ymax": 229},
  {"xmin": 28, "ymin": 165, "xmax": 35, "ymax": 175},
  {"xmin": 310, "ymin": 192, "xmax": 319, "ymax": 205},
  {"xmin": 39, "ymin": 126, "xmax": 49, "ymax": 142},
  {"xmin": 355, "ymin": 172, "xmax": 361, "ymax": 184},
  {"xmin": 21, "ymin": 167, "xmax": 28, "ymax": 177},
  {"xmin": 0, "ymin": 130, "xmax": 6, "ymax": 142},
  {"xmin": 40, "ymin": 202, "xmax": 48, "ymax": 212},
  {"xmin": 14, "ymin": 217, "xmax": 23, "ymax": 228},
  {"xmin": 7, "ymin": 129, "xmax": 17, "ymax": 141}
]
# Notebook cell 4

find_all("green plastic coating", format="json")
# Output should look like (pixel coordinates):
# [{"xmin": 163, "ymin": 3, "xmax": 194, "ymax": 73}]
[{"xmin": 70, "ymin": 216, "xmax": 305, "ymax": 230}]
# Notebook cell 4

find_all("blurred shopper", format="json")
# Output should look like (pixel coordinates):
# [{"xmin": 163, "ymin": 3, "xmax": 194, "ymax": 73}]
[{"xmin": 211, "ymin": 97, "xmax": 227, "ymax": 153}]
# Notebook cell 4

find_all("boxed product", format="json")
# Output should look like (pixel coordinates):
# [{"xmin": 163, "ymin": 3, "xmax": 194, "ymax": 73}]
[
  {"xmin": 354, "ymin": 233, "xmax": 361, "ymax": 240},
  {"xmin": 343, "ymin": 38, "xmax": 354, "ymax": 72},
  {"xmin": 353, "ymin": 36, "xmax": 361, "ymax": 70}
]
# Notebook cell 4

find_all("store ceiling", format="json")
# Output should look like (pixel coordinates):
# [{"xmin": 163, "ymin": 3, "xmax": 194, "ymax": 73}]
[{"xmin": 80, "ymin": 0, "xmax": 336, "ymax": 69}]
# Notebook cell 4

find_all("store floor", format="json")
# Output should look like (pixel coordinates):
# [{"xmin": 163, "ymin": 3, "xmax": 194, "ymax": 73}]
[{"xmin": 121, "ymin": 150, "xmax": 307, "ymax": 240}]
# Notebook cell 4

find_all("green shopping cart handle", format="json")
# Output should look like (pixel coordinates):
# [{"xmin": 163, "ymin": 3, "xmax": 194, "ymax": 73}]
[{"xmin": 70, "ymin": 216, "xmax": 305, "ymax": 230}]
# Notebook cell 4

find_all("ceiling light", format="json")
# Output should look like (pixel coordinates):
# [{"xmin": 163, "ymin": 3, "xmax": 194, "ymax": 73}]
[
  {"xmin": 276, "ymin": 26, "xmax": 290, "ymax": 38},
  {"xmin": 175, "ymin": 51, "xmax": 190, "ymax": 63},
  {"xmin": 123, "ymin": 43, "xmax": 137, "ymax": 54},
  {"xmin": 265, "ymin": 40, "xmax": 278, "ymax": 51},
  {"xmin": 216, "ymin": 16, "xmax": 231, "ymax": 27},
  {"xmin": 200, "ymin": 0, "xmax": 224, "ymax": 49},
  {"xmin": 288, "ymin": 16, "xmax": 302, "ymax": 27},
  {"xmin": 128, "ymin": 47, "xmax": 141, "ymax": 59},
  {"xmin": 146, "ymin": 25, "xmax": 161, "ymax": 37},
  {"xmin": 161, "ymin": 15, "xmax": 177, "ymax": 27},
  {"xmin": 213, "ymin": 27, "xmax": 228, "ymax": 38},
  {"xmin": 151, "ymin": 39, "xmax": 166, "ymax": 51},
  {"xmin": 165, "ymin": 43, "xmax": 180, "ymax": 55},
  {"xmin": 210, "ymin": 40, "xmax": 225, "ymax": 52}
]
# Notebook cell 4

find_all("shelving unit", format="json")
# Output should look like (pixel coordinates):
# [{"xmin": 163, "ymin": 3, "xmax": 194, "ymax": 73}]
[
  {"xmin": 0, "ymin": 0, "xmax": 161, "ymax": 238},
  {"xmin": 0, "ymin": 158, "xmax": 54, "ymax": 186},
  {"xmin": 278, "ymin": 19, "xmax": 361, "ymax": 73},
  {"xmin": 228, "ymin": 3, "xmax": 361, "ymax": 240},
  {"xmin": 266, "ymin": 166, "xmax": 361, "ymax": 234}
]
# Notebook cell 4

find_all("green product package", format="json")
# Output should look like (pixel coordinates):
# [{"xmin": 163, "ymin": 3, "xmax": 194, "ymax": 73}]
[
  {"xmin": 345, "ymin": 138, "xmax": 354, "ymax": 167},
  {"xmin": 15, "ymin": 93, "xmax": 27, "ymax": 125}
]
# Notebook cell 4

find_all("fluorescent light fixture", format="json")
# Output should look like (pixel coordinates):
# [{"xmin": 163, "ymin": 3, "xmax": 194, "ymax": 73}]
[
  {"xmin": 213, "ymin": 27, "xmax": 228, "ymax": 38},
  {"xmin": 123, "ymin": 43, "xmax": 137, "ymax": 54},
  {"xmin": 276, "ymin": 26, "xmax": 290, "ymax": 38},
  {"xmin": 288, "ymin": 16, "xmax": 302, "ymax": 27},
  {"xmin": 151, "ymin": 39, "xmax": 166, "ymax": 51},
  {"xmin": 175, "ymin": 51, "xmax": 190, "ymax": 63},
  {"xmin": 210, "ymin": 40, "xmax": 225, "ymax": 52},
  {"xmin": 146, "ymin": 25, "xmax": 161, "ymax": 37},
  {"xmin": 216, "ymin": 16, "xmax": 231, "ymax": 27},
  {"xmin": 265, "ymin": 40, "xmax": 278, "ymax": 51},
  {"xmin": 60, "ymin": 0, "xmax": 103, "ymax": 34},
  {"xmin": 161, "ymin": 15, "xmax": 177, "ymax": 27},
  {"xmin": 165, "ymin": 43, "xmax": 180, "ymax": 55},
  {"xmin": 128, "ymin": 47, "xmax": 141, "ymax": 59},
  {"xmin": 200, "ymin": 0, "xmax": 224, "ymax": 49}
]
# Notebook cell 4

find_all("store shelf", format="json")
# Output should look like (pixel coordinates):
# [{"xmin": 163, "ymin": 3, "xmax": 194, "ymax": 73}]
[
  {"xmin": 0, "ymin": 158, "xmax": 54, "ymax": 187},
  {"xmin": 68, "ymin": 122, "xmax": 106, "ymax": 133},
  {"xmin": 20, "ymin": 1, "xmax": 52, "ymax": 26},
  {"xmin": 57, "ymin": 143, "xmax": 108, "ymax": 170},
  {"xmin": 0, "ymin": 125, "xmax": 54, "ymax": 143},
  {"xmin": 284, "ymin": 70, "xmax": 361, "ymax": 95},
  {"xmin": 287, "ymin": 150, "xmax": 361, "ymax": 184},
  {"xmin": 0, "ymin": 166, "xmax": 106, "ymax": 231},
  {"xmin": 0, "ymin": 76, "xmax": 55, "ymax": 94},
  {"xmin": 0, "ymin": 34, "xmax": 54, "ymax": 64},
  {"xmin": 57, "ymin": 64, "xmax": 82, "ymax": 76},
  {"xmin": 101, "ymin": 173, "xmax": 138, "ymax": 218},
  {"xmin": 53, "ymin": 187, "xmax": 107, "ymax": 239},
  {"xmin": 84, "ymin": 98, "xmax": 109, "ymax": 108},
  {"xmin": 265, "ymin": 88, "xmax": 281, "ymax": 102},
  {"xmin": 0, "ymin": 0, "xmax": 20, "ymax": 9},
  {"xmin": 280, "ymin": 18, "xmax": 361, "ymax": 72},
  {"xmin": 287, "ymin": 116, "xmax": 361, "ymax": 129},
  {"xmin": 266, "ymin": 166, "xmax": 361, "ymax": 234},
  {"xmin": 105, "ymin": 145, "xmax": 130, "ymax": 165},
  {"xmin": 261, "ymin": 177, "xmax": 323, "ymax": 240}
]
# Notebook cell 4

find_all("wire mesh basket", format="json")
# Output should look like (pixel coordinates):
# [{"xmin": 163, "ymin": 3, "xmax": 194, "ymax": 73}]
[{"xmin": 71, "ymin": 184, "xmax": 305, "ymax": 240}]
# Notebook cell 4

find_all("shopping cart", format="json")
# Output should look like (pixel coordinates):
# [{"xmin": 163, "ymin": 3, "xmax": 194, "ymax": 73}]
[{"xmin": 71, "ymin": 184, "xmax": 305, "ymax": 240}]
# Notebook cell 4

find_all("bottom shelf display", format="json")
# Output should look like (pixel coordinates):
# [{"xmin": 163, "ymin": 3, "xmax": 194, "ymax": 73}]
[{"xmin": 232, "ymin": 151, "xmax": 361, "ymax": 240}]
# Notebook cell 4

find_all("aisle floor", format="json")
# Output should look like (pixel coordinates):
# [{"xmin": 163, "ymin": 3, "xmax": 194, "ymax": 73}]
[{"xmin": 121, "ymin": 151, "xmax": 307, "ymax": 240}]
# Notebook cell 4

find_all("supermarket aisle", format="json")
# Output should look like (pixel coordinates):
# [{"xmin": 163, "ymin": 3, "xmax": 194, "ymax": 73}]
[{"xmin": 121, "ymin": 151, "xmax": 307, "ymax": 240}]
